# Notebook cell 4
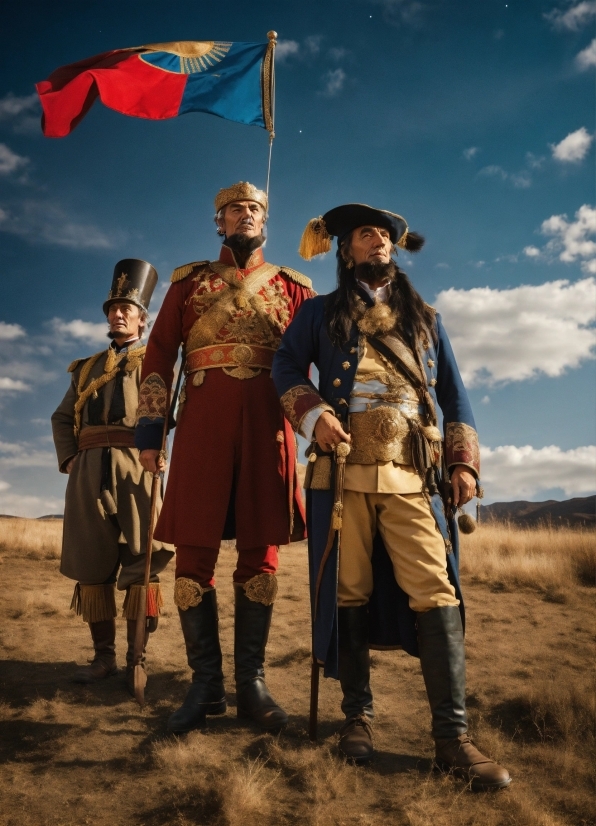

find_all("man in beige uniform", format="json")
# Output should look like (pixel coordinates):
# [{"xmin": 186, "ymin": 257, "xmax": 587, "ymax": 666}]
[
  {"xmin": 273, "ymin": 203, "xmax": 510, "ymax": 791},
  {"xmin": 52, "ymin": 259, "xmax": 173, "ymax": 692}
]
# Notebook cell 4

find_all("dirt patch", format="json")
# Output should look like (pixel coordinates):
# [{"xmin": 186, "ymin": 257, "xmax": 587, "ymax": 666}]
[{"xmin": 0, "ymin": 523, "xmax": 594, "ymax": 825}]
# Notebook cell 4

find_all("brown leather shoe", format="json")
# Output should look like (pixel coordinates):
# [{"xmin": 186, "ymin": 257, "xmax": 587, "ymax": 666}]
[
  {"xmin": 434, "ymin": 734, "xmax": 511, "ymax": 791},
  {"xmin": 72, "ymin": 620, "xmax": 118, "ymax": 684},
  {"xmin": 338, "ymin": 715, "xmax": 374, "ymax": 764}
]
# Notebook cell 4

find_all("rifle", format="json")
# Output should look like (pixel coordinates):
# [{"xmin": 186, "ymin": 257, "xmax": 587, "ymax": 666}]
[
  {"xmin": 133, "ymin": 355, "xmax": 185, "ymax": 707},
  {"xmin": 309, "ymin": 440, "xmax": 350, "ymax": 741}
]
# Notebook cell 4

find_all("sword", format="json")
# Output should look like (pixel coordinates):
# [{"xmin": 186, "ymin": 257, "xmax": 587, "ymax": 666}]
[{"xmin": 309, "ymin": 440, "xmax": 350, "ymax": 741}]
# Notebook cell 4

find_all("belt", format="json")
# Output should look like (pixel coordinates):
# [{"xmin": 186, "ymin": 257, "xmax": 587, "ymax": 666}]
[
  {"xmin": 78, "ymin": 425, "xmax": 136, "ymax": 451},
  {"xmin": 348, "ymin": 397, "xmax": 425, "ymax": 415},
  {"xmin": 185, "ymin": 343, "xmax": 277, "ymax": 374}
]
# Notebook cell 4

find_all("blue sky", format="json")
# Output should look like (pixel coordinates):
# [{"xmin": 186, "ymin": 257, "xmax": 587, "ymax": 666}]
[{"xmin": 0, "ymin": 0, "xmax": 594, "ymax": 515}]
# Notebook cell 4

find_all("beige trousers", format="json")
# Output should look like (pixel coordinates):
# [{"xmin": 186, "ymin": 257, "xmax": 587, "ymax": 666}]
[{"xmin": 338, "ymin": 490, "xmax": 459, "ymax": 612}]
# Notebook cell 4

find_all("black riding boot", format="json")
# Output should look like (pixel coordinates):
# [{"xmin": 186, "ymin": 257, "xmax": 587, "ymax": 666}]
[
  {"xmin": 337, "ymin": 605, "xmax": 374, "ymax": 764},
  {"xmin": 168, "ymin": 589, "xmax": 226, "ymax": 733},
  {"xmin": 234, "ymin": 584, "xmax": 288, "ymax": 730},
  {"xmin": 417, "ymin": 606, "xmax": 510, "ymax": 790}
]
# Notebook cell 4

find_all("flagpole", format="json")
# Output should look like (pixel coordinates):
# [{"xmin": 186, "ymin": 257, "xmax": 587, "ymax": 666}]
[{"xmin": 265, "ymin": 30, "xmax": 277, "ymax": 198}]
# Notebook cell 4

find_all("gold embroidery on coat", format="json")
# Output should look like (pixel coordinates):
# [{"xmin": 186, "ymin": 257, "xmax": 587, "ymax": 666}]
[
  {"xmin": 185, "ymin": 262, "xmax": 285, "ymax": 354},
  {"xmin": 445, "ymin": 422, "xmax": 480, "ymax": 471},
  {"xmin": 280, "ymin": 385, "xmax": 325, "ymax": 430},
  {"xmin": 136, "ymin": 372, "xmax": 168, "ymax": 421},
  {"xmin": 74, "ymin": 347, "xmax": 146, "ymax": 435}
]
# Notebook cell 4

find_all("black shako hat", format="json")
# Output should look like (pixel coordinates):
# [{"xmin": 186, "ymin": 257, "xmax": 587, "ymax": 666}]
[
  {"xmin": 298, "ymin": 203, "xmax": 423, "ymax": 260},
  {"xmin": 103, "ymin": 259, "xmax": 158, "ymax": 315}
]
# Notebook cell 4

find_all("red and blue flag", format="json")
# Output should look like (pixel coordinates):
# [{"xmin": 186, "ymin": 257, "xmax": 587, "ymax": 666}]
[{"xmin": 36, "ymin": 40, "xmax": 274, "ymax": 138}]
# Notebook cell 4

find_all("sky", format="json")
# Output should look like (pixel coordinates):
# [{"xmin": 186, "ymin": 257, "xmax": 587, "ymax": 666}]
[{"xmin": 0, "ymin": 0, "xmax": 594, "ymax": 516}]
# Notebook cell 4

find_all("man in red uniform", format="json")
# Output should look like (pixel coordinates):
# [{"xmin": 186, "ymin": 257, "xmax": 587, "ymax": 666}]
[{"xmin": 135, "ymin": 181, "xmax": 313, "ymax": 733}]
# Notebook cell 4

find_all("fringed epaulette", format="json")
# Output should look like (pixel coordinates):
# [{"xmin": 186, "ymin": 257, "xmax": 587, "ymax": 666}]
[
  {"xmin": 67, "ymin": 355, "xmax": 94, "ymax": 373},
  {"xmin": 170, "ymin": 260, "xmax": 210, "ymax": 282},
  {"xmin": 279, "ymin": 267, "xmax": 313, "ymax": 290}
]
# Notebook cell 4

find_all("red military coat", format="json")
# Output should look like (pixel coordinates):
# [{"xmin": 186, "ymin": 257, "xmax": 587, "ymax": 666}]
[{"xmin": 136, "ymin": 244, "xmax": 314, "ymax": 550}]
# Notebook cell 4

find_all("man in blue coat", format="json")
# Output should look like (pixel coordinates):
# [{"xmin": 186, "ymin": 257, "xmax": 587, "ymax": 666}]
[{"xmin": 272, "ymin": 203, "xmax": 510, "ymax": 790}]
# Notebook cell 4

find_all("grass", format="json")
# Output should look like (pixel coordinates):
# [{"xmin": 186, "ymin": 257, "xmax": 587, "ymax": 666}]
[
  {"xmin": 459, "ymin": 522, "xmax": 596, "ymax": 594},
  {"xmin": 0, "ymin": 516, "xmax": 62, "ymax": 560},
  {"xmin": 0, "ymin": 518, "xmax": 594, "ymax": 825}
]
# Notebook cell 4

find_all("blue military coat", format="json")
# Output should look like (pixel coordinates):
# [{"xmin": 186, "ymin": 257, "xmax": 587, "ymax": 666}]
[{"xmin": 272, "ymin": 292, "xmax": 480, "ymax": 679}]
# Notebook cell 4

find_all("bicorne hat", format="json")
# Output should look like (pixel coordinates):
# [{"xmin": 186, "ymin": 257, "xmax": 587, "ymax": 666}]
[
  {"xmin": 103, "ymin": 259, "xmax": 158, "ymax": 315},
  {"xmin": 298, "ymin": 203, "xmax": 424, "ymax": 260}
]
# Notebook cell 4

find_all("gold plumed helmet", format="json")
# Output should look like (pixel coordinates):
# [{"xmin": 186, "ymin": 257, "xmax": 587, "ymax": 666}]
[
  {"xmin": 298, "ymin": 203, "xmax": 424, "ymax": 260},
  {"xmin": 214, "ymin": 181, "xmax": 268, "ymax": 213}
]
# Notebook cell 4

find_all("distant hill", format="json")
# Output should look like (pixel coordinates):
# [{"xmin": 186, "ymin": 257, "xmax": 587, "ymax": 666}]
[{"xmin": 479, "ymin": 496, "xmax": 595, "ymax": 528}]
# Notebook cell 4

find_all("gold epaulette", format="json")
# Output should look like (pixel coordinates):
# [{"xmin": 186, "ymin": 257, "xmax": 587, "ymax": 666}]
[
  {"xmin": 67, "ymin": 354, "xmax": 96, "ymax": 373},
  {"xmin": 170, "ymin": 260, "xmax": 211, "ymax": 282},
  {"xmin": 279, "ymin": 267, "xmax": 313, "ymax": 290}
]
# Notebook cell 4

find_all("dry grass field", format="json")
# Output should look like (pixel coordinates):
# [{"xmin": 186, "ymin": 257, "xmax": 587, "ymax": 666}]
[{"xmin": 0, "ymin": 517, "xmax": 594, "ymax": 826}]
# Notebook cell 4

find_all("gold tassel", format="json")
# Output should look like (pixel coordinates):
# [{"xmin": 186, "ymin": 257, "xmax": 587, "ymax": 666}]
[
  {"xmin": 77, "ymin": 584, "xmax": 117, "ymax": 623},
  {"xmin": 122, "ymin": 583, "xmax": 163, "ymax": 620},
  {"xmin": 298, "ymin": 217, "xmax": 332, "ymax": 260},
  {"xmin": 457, "ymin": 512, "xmax": 477, "ymax": 534},
  {"xmin": 332, "ymin": 501, "xmax": 343, "ymax": 530}
]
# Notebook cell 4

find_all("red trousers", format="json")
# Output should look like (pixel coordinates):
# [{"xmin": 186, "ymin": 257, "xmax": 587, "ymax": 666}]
[{"xmin": 176, "ymin": 544, "xmax": 279, "ymax": 588}]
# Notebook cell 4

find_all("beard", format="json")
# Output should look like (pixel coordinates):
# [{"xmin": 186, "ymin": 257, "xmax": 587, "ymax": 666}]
[
  {"xmin": 225, "ymin": 232, "xmax": 265, "ymax": 252},
  {"xmin": 353, "ymin": 259, "xmax": 397, "ymax": 285}
]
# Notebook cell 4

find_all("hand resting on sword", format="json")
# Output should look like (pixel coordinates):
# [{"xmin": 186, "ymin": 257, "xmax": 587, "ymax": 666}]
[{"xmin": 314, "ymin": 411, "xmax": 351, "ymax": 453}]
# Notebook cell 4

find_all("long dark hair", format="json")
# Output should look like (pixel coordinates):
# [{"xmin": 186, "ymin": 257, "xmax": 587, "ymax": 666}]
[{"xmin": 325, "ymin": 244, "xmax": 436, "ymax": 350}]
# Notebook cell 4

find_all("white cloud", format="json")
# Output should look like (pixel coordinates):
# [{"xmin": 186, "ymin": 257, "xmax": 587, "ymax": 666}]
[
  {"xmin": 477, "ymin": 164, "xmax": 531, "ymax": 188},
  {"xmin": 526, "ymin": 152, "xmax": 546, "ymax": 170},
  {"xmin": 540, "ymin": 204, "xmax": 596, "ymax": 271},
  {"xmin": 0, "ymin": 92, "xmax": 40, "ymax": 134},
  {"xmin": 481, "ymin": 396, "xmax": 490, "ymax": 405},
  {"xmin": 305, "ymin": 35, "xmax": 323, "ymax": 55},
  {"xmin": 576, "ymin": 37, "xmax": 596, "ymax": 69},
  {"xmin": 0, "ymin": 322, "xmax": 25, "ymax": 340},
  {"xmin": 463, "ymin": 147, "xmax": 479, "ymax": 160},
  {"xmin": 320, "ymin": 68, "xmax": 346, "ymax": 97},
  {"xmin": 50, "ymin": 317, "xmax": 108, "ymax": 344},
  {"xmin": 0, "ymin": 200, "xmax": 120, "ymax": 249},
  {"xmin": 435, "ymin": 277, "xmax": 596, "ymax": 386},
  {"xmin": 0, "ymin": 377, "xmax": 29, "ymax": 393},
  {"xmin": 0, "ymin": 92, "xmax": 39, "ymax": 120},
  {"xmin": 368, "ymin": 0, "xmax": 427, "ymax": 26},
  {"xmin": 523, "ymin": 245, "xmax": 541, "ymax": 258},
  {"xmin": 545, "ymin": 2, "xmax": 596, "ymax": 31},
  {"xmin": 0, "ymin": 143, "xmax": 29, "ymax": 176},
  {"xmin": 0, "ymin": 489, "xmax": 64, "ymax": 518},
  {"xmin": 329, "ymin": 47, "xmax": 348, "ymax": 60},
  {"xmin": 275, "ymin": 40, "xmax": 300, "ymax": 62},
  {"xmin": 550, "ymin": 126, "xmax": 594, "ymax": 162},
  {"xmin": 0, "ymin": 440, "xmax": 55, "ymax": 469},
  {"xmin": 480, "ymin": 444, "xmax": 596, "ymax": 500}
]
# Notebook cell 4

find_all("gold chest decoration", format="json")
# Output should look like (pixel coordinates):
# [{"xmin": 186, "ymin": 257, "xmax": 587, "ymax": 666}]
[
  {"xmin": 347, "ymin": 340, "xmax": 441, "ymax": 466},
  {"xmin": 186, "ymin": 262, "xmax": 292, "ymax": 354}
]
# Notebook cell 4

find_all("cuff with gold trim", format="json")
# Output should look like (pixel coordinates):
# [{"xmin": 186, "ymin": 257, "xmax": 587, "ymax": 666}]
[{"xmin": 445, "ymin": 421, "xmax": 480, "ymax": 476}]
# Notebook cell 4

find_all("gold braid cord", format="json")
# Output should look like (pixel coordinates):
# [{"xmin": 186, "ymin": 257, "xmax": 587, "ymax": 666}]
[
  {"xmin": 73, "ymin": 346, "xmax": 146, "ymax": 436},
  {"xmin": 174, "ymin": 577, "xmax": 204, "ymax": 611},
  {"xmin": 244, "ymin": 573, "xmax": 278, "ymax": 606}
]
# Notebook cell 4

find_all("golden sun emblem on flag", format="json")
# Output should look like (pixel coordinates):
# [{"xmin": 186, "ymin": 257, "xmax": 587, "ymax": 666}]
[{"xmin": 141, "ymin": 41, "xmax": 232, "ymax": 74}]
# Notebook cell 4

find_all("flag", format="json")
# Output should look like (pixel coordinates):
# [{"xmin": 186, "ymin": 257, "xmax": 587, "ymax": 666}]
[{"xmin": 36, "ymin": 39, "xmax": 275, "ymax": 138}]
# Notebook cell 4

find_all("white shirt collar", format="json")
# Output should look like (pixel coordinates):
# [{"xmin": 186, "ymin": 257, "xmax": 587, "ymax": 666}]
[{"xmin": 357, "ymin": 279, "xmax": 389, "ymax": 303}]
